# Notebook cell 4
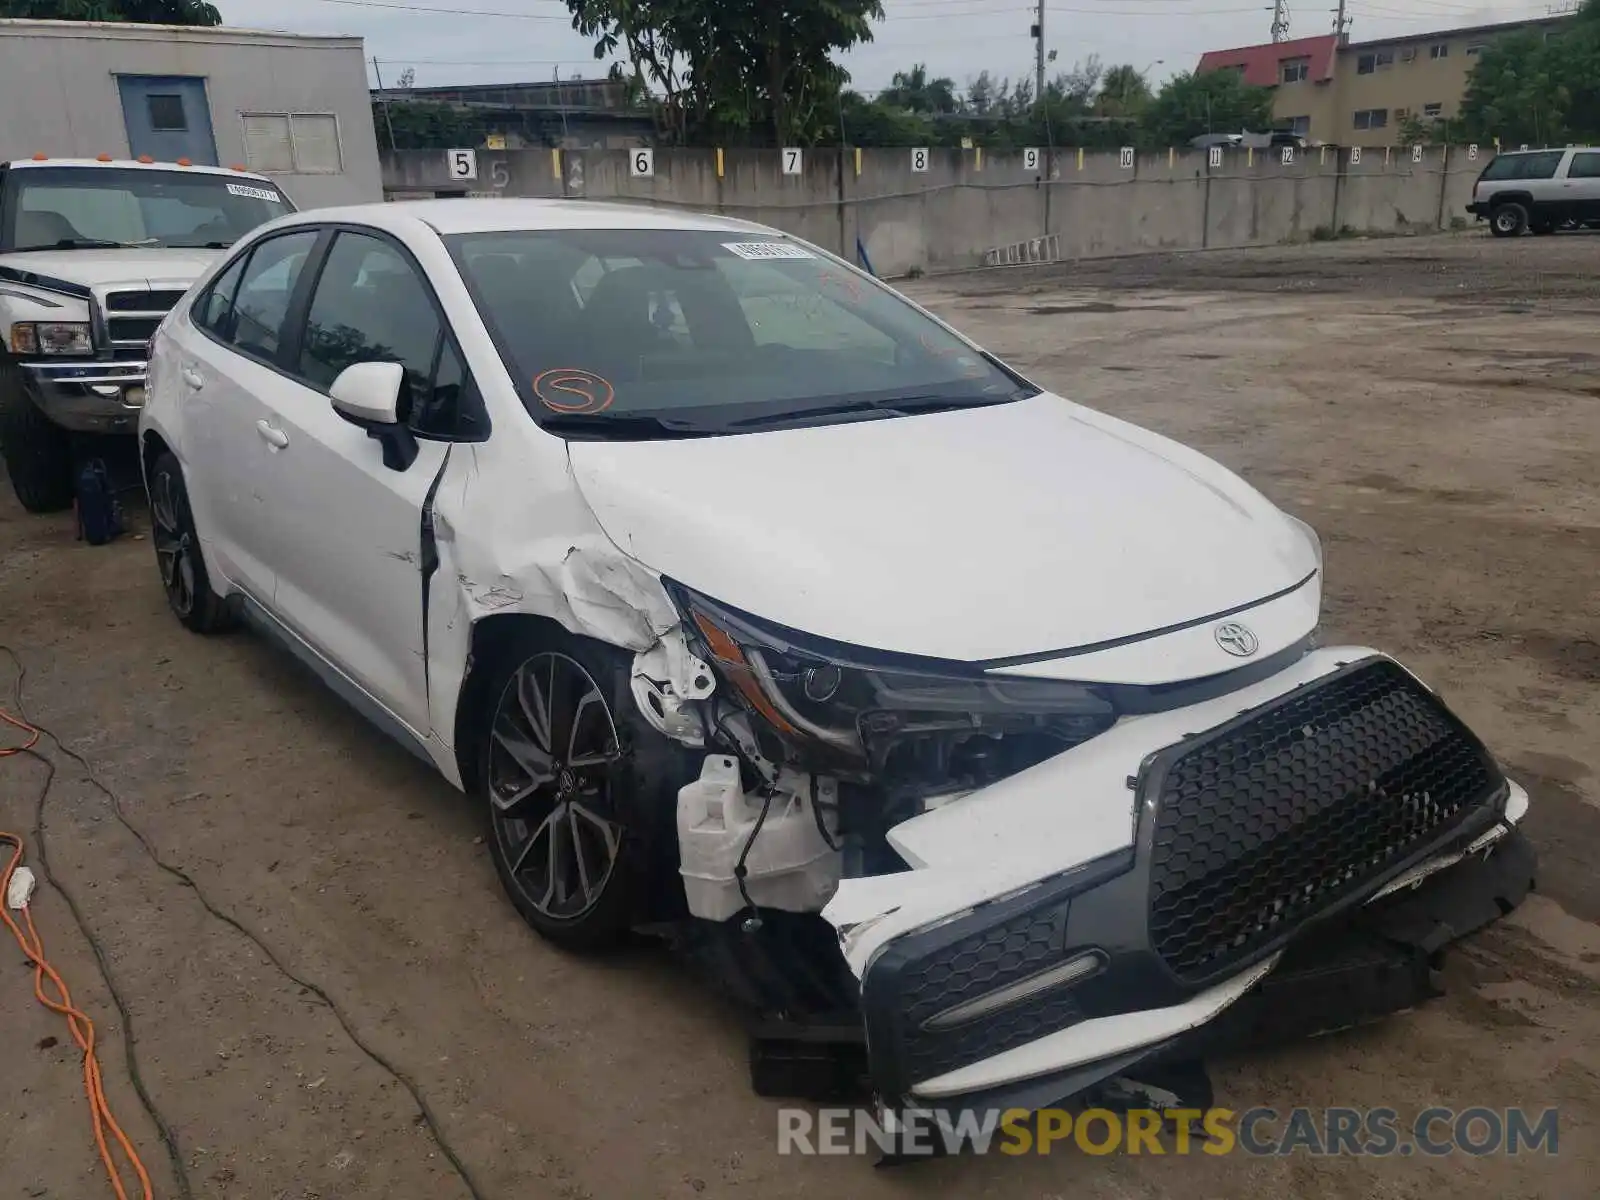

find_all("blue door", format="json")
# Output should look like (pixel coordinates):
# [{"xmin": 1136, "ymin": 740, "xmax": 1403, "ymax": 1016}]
[{"xmin": 118, "ymin": 76, "xmax": 218, "ymax": 165}]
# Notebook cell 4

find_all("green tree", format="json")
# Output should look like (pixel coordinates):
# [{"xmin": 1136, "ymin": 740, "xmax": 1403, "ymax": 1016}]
[
  {"xmin": 879, "ymin": 63, "xmax": 958, "ymax": 115},
  {"xmin": 565, "ymin": 0, "xmax": 884, "ymax": 145},
  {"xmin": 373, "ymin": 100, "xmax": 479, "ymax": 151},
  {"xmin": 1139, "ymin": 70, "xmax": 1274, "ymax": 147},
  {"xmin": 0, "ymin": 0, "xmax": 220, "ymax": 21},
  {"xmin": 1458, "ymin": 4, "xmax": 1600, "ymax": 146},
  {"xmin": 1098, "ymin": 63, "xmax": 1153, "ymax": 118}
]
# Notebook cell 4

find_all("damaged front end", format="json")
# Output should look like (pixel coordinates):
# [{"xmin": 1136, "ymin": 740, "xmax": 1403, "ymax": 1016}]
[{"xmin": 634, "ymin": 587, "xmax": 1536, "ymax": 1119}]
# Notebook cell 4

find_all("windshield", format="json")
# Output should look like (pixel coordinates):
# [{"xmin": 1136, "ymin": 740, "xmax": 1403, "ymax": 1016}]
[
  {"xmin": 448, "ymin": 228, "xmax": 1034, "ymax": 437},
  {"xmin": 1, "ymin": 167, "xmax": 292, "ymax": 251}
]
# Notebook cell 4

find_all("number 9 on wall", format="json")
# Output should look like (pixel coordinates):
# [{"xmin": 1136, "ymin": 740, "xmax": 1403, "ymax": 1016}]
[
  {"xmin": 631, "ymin": 148, "xmax": 655, "ymax": 178},
  {"xmin": 447, "ymin": 148, "xmax": 478, "ymax": 180}
]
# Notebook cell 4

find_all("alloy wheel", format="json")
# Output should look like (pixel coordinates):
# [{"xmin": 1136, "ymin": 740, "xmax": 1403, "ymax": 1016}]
[
  {"xmin": 150, "ymin": 471, "xmax": 196, "ymax": 618},
  {"xmin": 487, "ymin": 652, "xmax": 624, "ymax": 921}
]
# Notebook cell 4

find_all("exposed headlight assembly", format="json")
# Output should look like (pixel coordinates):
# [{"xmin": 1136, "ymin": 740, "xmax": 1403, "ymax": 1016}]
[
  {"xmin": 10, "ymin": 322, "xmax": 94, "ymax": 357},
  {"xmin": 675, "ymin": 587, "xmax": 1117, "ymax": 788}
]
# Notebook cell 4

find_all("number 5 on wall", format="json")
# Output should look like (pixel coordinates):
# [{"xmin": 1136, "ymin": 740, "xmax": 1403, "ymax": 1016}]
[{"xmin": 446, "ymin": 148, "xmax": 477, "ymax": 180}]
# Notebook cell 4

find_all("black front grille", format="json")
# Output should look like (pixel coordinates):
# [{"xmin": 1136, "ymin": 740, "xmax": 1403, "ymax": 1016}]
[
  {"xmin": 108, "ymin": 316, "xmax": 161, "ymax": 345},
  {"xmin": 894, "ymin": 902, "xmax": 1082, "ymax": 1084},
  {"xmin": 1147, "ymin": 658, "xmax": 1503, "ymax": 982},
  {"xmin": 106, "ymin": 289, "xmax": 185, "ymax": 312}
]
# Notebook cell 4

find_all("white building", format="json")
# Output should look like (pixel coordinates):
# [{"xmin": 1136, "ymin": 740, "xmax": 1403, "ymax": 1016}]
[{"xmin": 0, "ymin": 18, "xmax": 382, "ymax": 208}]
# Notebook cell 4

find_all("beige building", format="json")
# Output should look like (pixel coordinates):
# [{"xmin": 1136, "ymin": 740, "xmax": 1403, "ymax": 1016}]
[{"xmin": 1198, "ymin": 17, "xmax": 1569, "ymax": 146}]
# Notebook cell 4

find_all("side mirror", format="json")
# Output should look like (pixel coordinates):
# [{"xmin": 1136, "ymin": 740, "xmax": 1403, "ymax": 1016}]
[
  {"xmin": 329, "ymin": 361, "xmax": 418, "ymax": 471},
  {"xmin": 330, "ymin": 361, "xmax": 404, "ymax": 425}
]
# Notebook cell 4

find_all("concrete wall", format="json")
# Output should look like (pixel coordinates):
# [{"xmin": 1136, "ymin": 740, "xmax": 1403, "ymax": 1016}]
[
  {"xmin": 0, "ymin": 19, "xmax": 382, "ymax": 207},
  {"xmin": 382, "ymin": 143, "xmax": 1490, "ymax": 277}
]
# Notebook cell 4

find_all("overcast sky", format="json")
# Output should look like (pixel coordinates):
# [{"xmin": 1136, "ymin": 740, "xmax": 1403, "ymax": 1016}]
[{"xmin": 221, "ymin": 0, "xmax": 1565, "ymax": 96}]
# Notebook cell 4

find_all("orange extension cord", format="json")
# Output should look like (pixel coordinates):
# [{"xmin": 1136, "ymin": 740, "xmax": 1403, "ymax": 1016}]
[{"xmin": 3, "ymin": 704, "xmax": 154, "ymax": 1200}]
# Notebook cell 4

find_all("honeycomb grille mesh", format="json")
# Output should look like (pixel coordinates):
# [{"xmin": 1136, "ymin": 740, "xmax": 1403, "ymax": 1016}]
[
  {"xmin": 898, "ymin": 904, "xmax": 1082, "ymax": 1084},
  {"xmin": 1148, "ymin": 659, "xmax": 1500, "ymax": 981}
]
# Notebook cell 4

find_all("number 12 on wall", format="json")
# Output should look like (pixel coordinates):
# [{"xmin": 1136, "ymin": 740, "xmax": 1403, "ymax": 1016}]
[{"xmin": 631, "ymin": 148, "xmax": 655, "ymax": 178}]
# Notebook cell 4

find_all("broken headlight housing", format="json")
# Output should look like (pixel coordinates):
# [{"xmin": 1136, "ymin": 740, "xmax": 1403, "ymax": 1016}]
[{"xmin": 675, "ymin": 587, "xmax": 1118, "ymax": 795}]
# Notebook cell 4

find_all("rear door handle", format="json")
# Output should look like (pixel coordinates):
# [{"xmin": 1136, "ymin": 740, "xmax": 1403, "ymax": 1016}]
[
  {"xmin": 181, "ymin": 366, "xmax": 205, "ymax": 390},
  {"xmin": 255, "ymin": 419, "xmax": 289, "ymax": 449}
]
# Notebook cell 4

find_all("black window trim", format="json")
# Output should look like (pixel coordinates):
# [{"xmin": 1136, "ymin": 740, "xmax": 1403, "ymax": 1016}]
[
  {"xmin": 192, "ymin": 221, "xmax": 490, "ymax": 444},
  {"xmin": 191, "ymin": 226, "xmax": 325, "ymax": 373}
]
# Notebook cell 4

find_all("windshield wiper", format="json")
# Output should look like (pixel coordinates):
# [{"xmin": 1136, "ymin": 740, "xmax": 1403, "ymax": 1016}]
[
  {"xmin": 538, "ymin": 412, "xmax": 721, "ymax": 440},
  {"xmin": 166, "ymin": 240, "xmax": 233, "ymax": 249},
  {"xmin": 729, "ymin": 392, "xmax": 1019, "ymax": 430},
  {"xmin": 19, "ymin": 237, "xmax": 160, "ymax": 251}
]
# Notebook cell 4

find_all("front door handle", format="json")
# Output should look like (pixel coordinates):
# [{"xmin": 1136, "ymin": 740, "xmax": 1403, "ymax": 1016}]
[
  {"xmin": 181, "ymin": 366, "xmax": 205, "ymax": 390},
  {"xmin": 255, "ymin": 419, "xmax": 289, "ymax": 449}
]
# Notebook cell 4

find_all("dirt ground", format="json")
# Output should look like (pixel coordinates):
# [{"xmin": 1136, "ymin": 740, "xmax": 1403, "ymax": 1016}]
[{"xmin": 2, "ymin": 230, "xmax": 1598, "ymax": 1200}]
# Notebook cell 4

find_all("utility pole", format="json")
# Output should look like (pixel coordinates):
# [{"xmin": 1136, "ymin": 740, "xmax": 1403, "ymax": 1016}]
[
  {"xmin": 372, "ymin": 55, "xmax": 398, "ymax": 152},
  {"xmin": 1333, "ymin": 0, "xmax": 1351, "ymax": 41},
  {"xmin": 1271, "ymin": 0, "xmax": 1291, "ymax": 42},
  {"xmin": 1033, "ymin": 0, "xmax": 1045, "ymax": 105}
]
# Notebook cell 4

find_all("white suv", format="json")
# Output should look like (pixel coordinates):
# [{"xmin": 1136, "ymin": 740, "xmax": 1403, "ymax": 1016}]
[
  {"xmin": 1468, "ymin": 146, "xmax": 1600, "ymax": 236},
  {"xmin": 139, "ymin": 199, "xmax": 1535, "ymax": 1120}
]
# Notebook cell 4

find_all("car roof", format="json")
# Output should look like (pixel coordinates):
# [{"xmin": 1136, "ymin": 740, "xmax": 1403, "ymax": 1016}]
[
  {"xmin": 5, "ymin": 157, "xmax": 277, "ymax": 183},
  {"xmin": 286, "ymin": 197, "xmax": 779, "ymax": 238}
]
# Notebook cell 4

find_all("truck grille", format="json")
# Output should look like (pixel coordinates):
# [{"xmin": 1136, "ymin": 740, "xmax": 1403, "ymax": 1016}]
[
  {"xmin": 1146, "ymin": 659, "xmax": 1503, "ymax": 982},
  {"xmin": 104, "ymin": 289, "xmax": 183, "ymax": 359}
]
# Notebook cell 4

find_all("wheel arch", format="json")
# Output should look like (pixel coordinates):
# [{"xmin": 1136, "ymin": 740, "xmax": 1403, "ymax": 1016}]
[{"xmin": 452, "ymin": 610, "xmax": 576, "ymax": 795}]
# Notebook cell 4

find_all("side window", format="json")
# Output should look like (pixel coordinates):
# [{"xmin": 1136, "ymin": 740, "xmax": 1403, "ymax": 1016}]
[
  {"xmin": 193, "ymin": 252, "xmax": 248, "ymax": 340},
  {"xmin": 1568, "ymin": 152, "xmax": 1600, "ymax": 180},
  {"xmin": 1520, "ymin": 152, "xmax": 1566, "ymax": 180},
  {"xmin": 299, "ymin": 231, "xmax": 481, "ymax": 437},
  {"xmin": 231, "ymin": 230, "xmax": 318, "ymax": 362}
]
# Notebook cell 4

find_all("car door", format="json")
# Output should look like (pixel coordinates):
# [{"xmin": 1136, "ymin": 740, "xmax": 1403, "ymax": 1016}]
[
  {"xmin": 1565, "ymin": 150, "xmax": 1600, "ymax": 222},
  {"xmin": 249, "ymin": 226, "xmax": 480, "ymax": 736},
  {"xmin": 177, "ymin": 228, "xmax": 321, "ymax": 604}
]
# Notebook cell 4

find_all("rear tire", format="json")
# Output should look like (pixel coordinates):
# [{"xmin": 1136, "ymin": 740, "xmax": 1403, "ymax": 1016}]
[
  {"xmin": 0, "ymin": 363, "xmax": 74, "ymax": 513},
  {"xmin": 476, "ymin": 624, "xmax": 693, "ymax": 952},
  {"xmin": 147, "ymin": 452, "xmax": 233, "ymax": 633},
  {"xmin": 1490, "ymin": 203, "xmax": 1528, "ymax": 238}
]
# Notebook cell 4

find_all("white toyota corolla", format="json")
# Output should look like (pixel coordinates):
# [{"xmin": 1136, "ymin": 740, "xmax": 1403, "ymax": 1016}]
[{"xmin": 139, "ymin": 199, "xmax": 1534, "ymax": 1122}]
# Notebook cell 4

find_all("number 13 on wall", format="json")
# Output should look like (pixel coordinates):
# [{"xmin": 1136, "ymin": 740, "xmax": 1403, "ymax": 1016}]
[{"xmin": 630, "ymin": 148, "xmax": 655, "ymax": 178}]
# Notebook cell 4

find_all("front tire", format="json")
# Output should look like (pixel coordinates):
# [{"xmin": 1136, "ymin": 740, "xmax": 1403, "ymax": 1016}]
[
  {"xmin": 1490, "ymin": 203, "xmax": 1528, "ymax": 238},
  {"xmin": 147, "ymin": 452, "xmax": 233, "ymax": 633},
  {"xmin": 477, "ymin": 625, "xmax": 690, "ymax": 951},
  {"xmin": 0, "ymin": 363, "xmax": 74, "ymax": 513}
]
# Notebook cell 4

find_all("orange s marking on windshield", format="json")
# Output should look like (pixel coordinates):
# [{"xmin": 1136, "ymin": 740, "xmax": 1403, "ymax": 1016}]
[{"xmin": 533, "ymin": 368, "xmax": 616, "ymax": 414}]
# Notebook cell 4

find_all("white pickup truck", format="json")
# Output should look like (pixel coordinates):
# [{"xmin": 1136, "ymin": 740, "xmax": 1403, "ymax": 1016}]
[{"xmin": 0, "ymin": 157, "xmax": 293, "ymax": 511}]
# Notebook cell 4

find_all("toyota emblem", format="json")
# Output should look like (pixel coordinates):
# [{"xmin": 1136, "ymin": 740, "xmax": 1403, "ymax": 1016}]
[{"xmin": 1214, "ymin": 622, "xmax": 1260, "ymax": 657}]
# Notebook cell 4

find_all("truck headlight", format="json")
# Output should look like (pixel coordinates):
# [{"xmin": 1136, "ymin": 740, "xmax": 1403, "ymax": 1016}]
[
  {"xmin": 674, "ymin": 586, "xmax": 1117, "ymax": 779},
  {"xmin": 11, "ymin": 322, "xmax": 94, "ymax": 357}
]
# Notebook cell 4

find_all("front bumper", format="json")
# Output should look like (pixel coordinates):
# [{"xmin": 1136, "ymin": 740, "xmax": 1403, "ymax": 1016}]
[
  {"xmin": 898, "ymin": 828, "xmax": 1535, "ymax": 1118},
  {"xmin": 1466, "ymin": 203, "xmax": 1489, "ymax": 218},
  {"xmin": 20, "ymin": 360, "xmax": 147, "ymax": 434},
  {"xmin": 828, "ymin": 649, "xmax": 1533, "ymax": 1112}
]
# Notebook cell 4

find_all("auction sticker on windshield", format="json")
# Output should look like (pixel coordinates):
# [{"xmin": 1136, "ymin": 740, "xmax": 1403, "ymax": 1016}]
[
  {"xmin": 226, "ymin": 183, "xmax": 279, "ymax": 201},
  {"xmin": 723, "ymin": 241, "xmax": 815, "ymax": 260}
]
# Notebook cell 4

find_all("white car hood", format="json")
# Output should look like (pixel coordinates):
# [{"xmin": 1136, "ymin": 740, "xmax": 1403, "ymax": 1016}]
[
  {"xmin": 567, "ymin": 392, "xmax": 1318, "ymax": 663},
  {"xmin": 0, "ymin": 248, "xmax": 220, "ymax": 289}
]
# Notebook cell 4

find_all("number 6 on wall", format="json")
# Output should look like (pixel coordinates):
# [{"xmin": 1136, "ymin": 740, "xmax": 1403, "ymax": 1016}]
[{"xmin": 630, "ymin": 148, "xmax": 655, "ymax": 178}]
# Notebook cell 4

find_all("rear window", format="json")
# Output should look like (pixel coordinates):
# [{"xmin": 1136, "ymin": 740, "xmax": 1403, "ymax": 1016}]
[
  {"xmin": 1479, "ymin": 152, "xmax": 1565, "ymax": 182},
  {"xmin": 449, "ymin": 228, "xmax": 1029, "ymax": 437}
]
